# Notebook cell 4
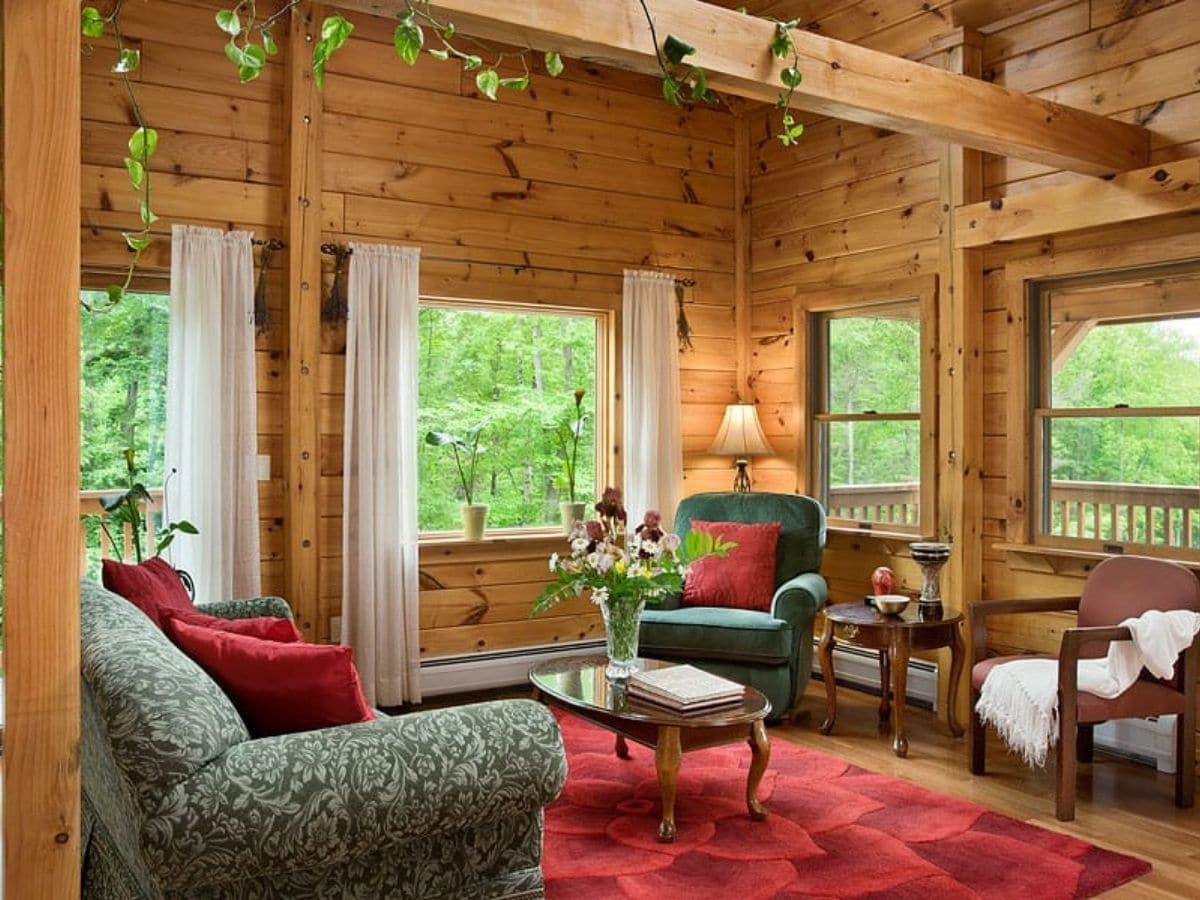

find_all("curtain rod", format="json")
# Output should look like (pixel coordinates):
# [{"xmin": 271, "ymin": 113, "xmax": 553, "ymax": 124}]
[{"xmin": 318, "ymin": 242, "xmax": 697, "ymax": 287}]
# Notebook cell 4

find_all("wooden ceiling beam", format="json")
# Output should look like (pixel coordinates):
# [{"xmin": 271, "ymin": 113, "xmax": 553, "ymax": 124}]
[
  {"xmin": 336, "ymin": 0, "xmax": 1151, "ymax": 176},
  {"xmin": 955, "ymin": 156, "xmax": 1200, "ymax": 248}
]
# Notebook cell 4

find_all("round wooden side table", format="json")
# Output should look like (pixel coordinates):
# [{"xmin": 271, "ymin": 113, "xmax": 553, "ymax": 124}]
[{"xmin": 818, "ymin": 602, "xmax": 965, "ymax": 758}]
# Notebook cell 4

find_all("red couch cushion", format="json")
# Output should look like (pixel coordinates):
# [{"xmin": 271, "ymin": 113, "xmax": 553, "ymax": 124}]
[
  {"xmin": 164, "ymin": 609, "xmax": 304, "ymax": 644},
  {"xmin": 102, "ymin": 556, "xmax": 195, "ymax": 628},
  {"xmin": 166, "ymin": 618, "xmax": 375, "ymax": 737},
  {"xmin": 681, "ymin": 520, "xmax": 781, "ymax": 611}
]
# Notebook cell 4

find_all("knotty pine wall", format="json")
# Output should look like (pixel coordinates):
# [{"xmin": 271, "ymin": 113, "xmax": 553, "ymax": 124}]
[
  {"xmin": 745, "ymin": 0, "xmax": 1200, "ymax": 738},
  {"xmin": 80, "ymin": 2, "xmax": 738, "ymax": 655}
]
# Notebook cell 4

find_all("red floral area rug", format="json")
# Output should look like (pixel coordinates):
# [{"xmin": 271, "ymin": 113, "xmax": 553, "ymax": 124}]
[{"xmin": 544, "ymin": 714, "xmax": 1150, "ymax": 899}]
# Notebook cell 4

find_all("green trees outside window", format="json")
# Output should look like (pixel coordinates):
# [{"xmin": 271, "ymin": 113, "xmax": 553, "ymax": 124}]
[{"xmin": 417, "ymin": 304, "xmax": 599, "ymax": 532}]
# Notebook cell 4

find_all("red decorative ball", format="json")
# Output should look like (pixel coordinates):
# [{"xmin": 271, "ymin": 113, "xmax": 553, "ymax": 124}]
[{"xmin": 871, "ymin": 566, "xmax": 895, "ymax": 595}]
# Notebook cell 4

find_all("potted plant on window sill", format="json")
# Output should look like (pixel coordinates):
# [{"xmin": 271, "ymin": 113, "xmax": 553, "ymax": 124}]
[
  {"xmin": 426, "ymin": 421, "xmax": 489, "ymax": 541},
  {"xmin": 550, "ymin": 388, "xmax": 589, "ymax": 535}
]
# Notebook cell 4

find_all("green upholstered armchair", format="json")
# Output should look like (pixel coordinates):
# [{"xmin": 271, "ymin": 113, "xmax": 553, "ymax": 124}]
[
  {"xmin": 80, "ymin": 580, "xmax": 567, "ymax": 899},
  {"xmin": 638, "ymin": 492, "xmax": 828, "ymax": 721}
]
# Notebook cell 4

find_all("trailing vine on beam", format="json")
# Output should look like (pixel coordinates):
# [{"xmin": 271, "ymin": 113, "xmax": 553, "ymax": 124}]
[{"xmin": 80, "ymin": 1, "xmax": 805, "ymax": 310}]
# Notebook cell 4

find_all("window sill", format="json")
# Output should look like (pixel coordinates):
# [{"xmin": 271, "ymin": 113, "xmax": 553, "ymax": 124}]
[
  {"xmin": 994, "ymin": 541, "xmax": 1200, "ymax": 577},
  {"xmin": 826, "ymin": 525, "xmax": 923, "ymax": 551},
  {"xmin": 419, "ymin": 528, "xmax": 567, "ymax": 548}
]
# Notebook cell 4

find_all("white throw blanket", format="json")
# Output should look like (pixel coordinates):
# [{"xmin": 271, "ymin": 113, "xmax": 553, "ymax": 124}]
[{"xmin": 976, "ymin": 609, "xmax": 1200, "ymax": 767}]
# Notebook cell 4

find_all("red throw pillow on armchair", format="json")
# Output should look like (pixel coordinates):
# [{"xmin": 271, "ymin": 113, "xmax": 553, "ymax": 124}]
[
  {"xmin": 166, "ymin": 618, "xmax": 375, "ymax": 737},
  {"xmin": 681, "ymin": 520, "xmax": 781, "ymax": 612},
  {"xmin": 163, "ymin": 609, "xmax": 304, "ymax": 644},
  {"xmin": 102, "ymin": 556, "xmax": 196, "ymax": 628}
]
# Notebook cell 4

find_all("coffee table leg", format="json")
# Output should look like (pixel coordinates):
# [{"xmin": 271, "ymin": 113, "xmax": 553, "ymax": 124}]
[
  {"xmin": 947, "ymin": 626, "xmax": 966, "ymax": 738},
  {"xmin": 615, "ymin": 734, "xmax": 631, "ymax": 759},
  {"xmin": 891, "ymin": 630, "xmax": 910, "ymax": 758},
  {"xmin": 655, "ymin": 726, "xmax": 681, "ymax": 843},
  {"xmin": 747, "ymin": 720, "xmax": 770, "ymax": 821},
  {"xmin": 819, "ymin": 617, "xmax": 837, "ymax": 735}
]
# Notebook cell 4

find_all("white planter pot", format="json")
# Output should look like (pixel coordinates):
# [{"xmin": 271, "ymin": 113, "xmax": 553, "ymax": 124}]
[
  {"xmin": 461, "ymin": 503, "xmax": 489, "ymax": 541},
  {"xmin": 559, "ymin": 501, "xmax": 587, "ymax": 535}
]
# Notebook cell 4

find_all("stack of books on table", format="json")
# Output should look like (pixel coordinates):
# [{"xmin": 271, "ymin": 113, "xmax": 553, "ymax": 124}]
[{"xmin": 627, "ymin": 665, "xmax": 745, "ymax": 713}]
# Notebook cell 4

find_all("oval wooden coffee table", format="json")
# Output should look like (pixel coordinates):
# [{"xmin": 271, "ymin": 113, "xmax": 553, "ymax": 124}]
[
  {"xmin": 530, "ymin": 655, "xmax": 772, "ymax": 843},
  {"xmin": 818, "ymin": 602, "xmax": 965, "ymax": 758}
]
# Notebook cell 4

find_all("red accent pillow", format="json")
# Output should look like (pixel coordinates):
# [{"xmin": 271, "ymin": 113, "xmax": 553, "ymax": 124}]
[
  {"xmin": 164, "ymin": 610, "xmax": 304, "ymax": 644},
  {"xmin": 166, "ymin": 619, "xmax": 375, "ymax": 737},
  {"xmin": 681, "ymin": 520, "xmax": 781, "ymax": 611},
  {"xmin": 102, "ymin": 556, "xmax": 195, "ymax": 628}
]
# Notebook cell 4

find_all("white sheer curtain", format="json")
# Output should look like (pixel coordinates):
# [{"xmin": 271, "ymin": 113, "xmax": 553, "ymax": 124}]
[
  {"xmin": 623, "ymin": 269, "xmax": 684, "ymax": 527},
  {"xmin": 342, "ymin": 243, "xmax": 422, "ymax": 707},
  {"xmin": 166, "ymin": 224, "xmax": 261, "ymax": 605}
]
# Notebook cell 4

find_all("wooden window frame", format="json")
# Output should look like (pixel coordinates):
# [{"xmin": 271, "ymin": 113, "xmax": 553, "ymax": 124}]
[
  {"xmin": 416, "ymin": 295, "xmax": 616, "ymax": 541},
  {"xmin": 1002, "ymin": 232, "xmax": 1200, "ymax": 565},
  {"xmin": 794, "ymin": 274, "xmax": 937, "ymax": 538}
]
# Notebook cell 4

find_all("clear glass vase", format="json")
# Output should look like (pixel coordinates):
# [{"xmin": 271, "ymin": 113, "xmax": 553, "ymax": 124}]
[{"xmin": 599, "ymin": 594, "xmax": 646, "ymax": 680}]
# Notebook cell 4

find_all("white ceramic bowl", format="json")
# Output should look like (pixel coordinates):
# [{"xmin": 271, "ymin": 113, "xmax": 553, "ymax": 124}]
[{"xmin": 873, "ymin": 594, "xmax": 910, "ymax": 615}]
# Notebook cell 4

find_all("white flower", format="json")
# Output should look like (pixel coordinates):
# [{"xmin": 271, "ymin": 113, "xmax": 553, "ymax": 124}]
[
  {"xmin": 663, "ymin": 533, "xmax": 681, "ymax": 553},
  {"xmin": 571, "ymin": 537, "xmax": 589, "ymax": 555},
  {"xmin": 596, "ymin": 552, "xmax": 615, "ymax": 575},
  {"xmin": 548, "ymin": 552, "xmax": 559, "ymax": 572},
  {"xmin": 591, "ymin": 587, "xmax": 609, "ymax": 606}
]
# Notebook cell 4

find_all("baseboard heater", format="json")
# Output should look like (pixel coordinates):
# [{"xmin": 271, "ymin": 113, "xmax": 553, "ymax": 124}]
[
  {"xmin": 811, "ymin": 642, "xmax": 938, "ymax": 711},
  {"xmin": 421, "ymin": 641, "xmax": 605, "ymax": 697}
]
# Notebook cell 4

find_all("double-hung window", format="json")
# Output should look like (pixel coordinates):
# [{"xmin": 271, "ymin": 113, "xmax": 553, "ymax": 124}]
[
  {"xmin": 417, "ymin": 300, "xmax": 607, "ymax": 535},
  {"xmin": 1029, "ymin": 264, "xmax": 1200, "ymax": 555},
  {"xmin": 808, "ymin": 280, "xmax": 933, "ymax": 534}
]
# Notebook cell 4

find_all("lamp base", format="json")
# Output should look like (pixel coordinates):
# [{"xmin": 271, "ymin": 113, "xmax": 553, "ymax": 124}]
[{"xmin": 733, "ymin": 459, "xmax": 751, "ymax": 493}]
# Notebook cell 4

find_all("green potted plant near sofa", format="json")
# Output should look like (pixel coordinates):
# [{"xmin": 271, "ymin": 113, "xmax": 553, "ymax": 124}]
[
  {"xmin": 549, "ymin": 388, "xmax": 589, "ymax": 535},
  {"xmin": 426, "ymin": 420, "xmax": 489, "ymax": 540}
]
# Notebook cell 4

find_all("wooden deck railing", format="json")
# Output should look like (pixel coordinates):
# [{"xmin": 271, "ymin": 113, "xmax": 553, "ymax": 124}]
[
  {"xmin": 1046, "ymin": 480, "xmax": 1200, "ymax": 550},
  {"xmin": 77, "ymin": 488, "xmax": 164, "ymax": 574},
  {"xmin": 827, "ymin": 483, "xmax": 920, "ymax": 526}
]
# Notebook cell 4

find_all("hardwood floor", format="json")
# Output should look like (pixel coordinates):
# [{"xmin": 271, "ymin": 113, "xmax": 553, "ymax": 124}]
[{"xmin": 414, "ymin": 681, "xmax": 1200, "ymax": 898}]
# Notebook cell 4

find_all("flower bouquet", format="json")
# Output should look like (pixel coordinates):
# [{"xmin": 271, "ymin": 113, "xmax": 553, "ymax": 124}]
[{"xmin": 532, "ymin": 487, "xmax": 733, "ymax": 679}]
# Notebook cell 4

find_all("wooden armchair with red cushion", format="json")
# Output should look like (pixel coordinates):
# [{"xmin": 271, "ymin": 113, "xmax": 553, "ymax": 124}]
[{"xmin": 968, "ymin": 555, "xmax": 1200, "ymax": 820}]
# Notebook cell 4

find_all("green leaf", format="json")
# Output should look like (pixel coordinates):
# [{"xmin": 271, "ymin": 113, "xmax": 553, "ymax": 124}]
[
  {"xmin": 105, "ymin": 284, "xmax": 125, "ymax": 304},
  {"xmin": 780, "ymin": 65, "xmax": 802, "ymax": 88},
  {"xmin": 428, "ymin": 48, "xmax": 449, "ymax": 60},
  {"xmin": 123, "ymin": 231, "xmax": 152, "ymax": 253},
  {"xmin": 321, "ymin": 14, "xmax": 354, "ymax": 48},
  {"xmin": 155, "ymin": 533, "xmax": 176, "ymax": 555},
  {"xmin": 139, "ymin": 200, "xmax": 158, "ymax": 226},
  {"xmin": 173, "ymin": 520, "xmax": 200, "ymax": 535},
  {"xmin": 215, "ymin": 9, "xmax": 242, "ymax": 37},
  {"xmin": 262, "ymin": 29, "xmax": 279, "ymax": 56},
  {"xmin": 545, "ymin": 50, "xmax": 564, "ymax": 77},
  {"xmin": 662, "ymin": 34, "xmax": 695, "ymax": 65},
  {"xmin": 394, "ymin": 15, "xmax": 424, "ymax": 65},
  {"xmin": 238, "ymin": 44, "xmax": 265, "ymax": 82},
  {"xmin": 770, "ymin": 23, "xmax": 793, "ymax": 59},
  {"xmin": 112, "ymin": 48, "xmax": 141, "ymax": 74},
  {"xmin": 689, "ymin": 66, "xmax": 710, "ymax": 102},
  {"xmin": 476, "ymin": 68, "xmax": 500, "ymax": 101},
  {"xmin": 461, "ymin": 54, "xmax": 482, "ymax": 70},
  {"xmin": 81, "ymin": 6, "xmax": 106, "ymax": 38},
  {"xmin": 123, "ymin": 157, "xmax": 144, "ymax": 189},
  {"xmin": 661, "ymin": 75, "xmax": 681, "ymax": 106},
  {"xmin": 225, "ymin": 40, "xmax": 246, "ymax": 66},
  {"xmin": 128, "ymin": 126, "xmax": 158, "ymax": 160},
  {"xmin": 238, "ymin": 65, "xmax": 262, "ymax": 83},
  {"xmin": 499, "ymin": 75, "xmax": 530, "ymax": 92}
]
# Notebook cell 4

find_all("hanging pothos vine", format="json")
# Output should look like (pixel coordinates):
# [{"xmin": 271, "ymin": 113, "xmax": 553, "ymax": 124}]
[{"xmin": 80, "ymin": 1, "xmax": 805, "ymax": 309}]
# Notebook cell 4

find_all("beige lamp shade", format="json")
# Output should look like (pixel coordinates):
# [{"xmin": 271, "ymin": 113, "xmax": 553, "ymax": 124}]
[{"xmin": 709, "ymin": 403, "xmax": 773, "ymax": 458}]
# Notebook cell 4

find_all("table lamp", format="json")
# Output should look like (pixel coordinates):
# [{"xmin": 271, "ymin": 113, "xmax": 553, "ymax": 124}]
[{"xmin": 709, "ymin": 403, "xmax": 773, "ymax": 492}]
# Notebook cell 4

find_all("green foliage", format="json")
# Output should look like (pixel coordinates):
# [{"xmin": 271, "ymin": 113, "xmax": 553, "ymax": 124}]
[
  {"xmin": 425, "ymin": 421, "xmax": 489, "ymax": 505},
  {"xmin": 81, "ymin": 6, "xmax": 106, "ymax": 38},
  {"xmin": 544, "ymin": 51, "xmax": 565, "ymax": 77},
  {"xmin": 475, "ymin": 68, "xmax": 501, "ymax": 101},
  {"xmin": 548, "ymin": 389, "xmax": 588, "ymax": 502},
  {"xmin": 98, "ymin": 449, "xmax": 198, "ymax": 566},
  {"xmin": 313, "ymin": 15, "xmax": 354, "ymax": 89},
  {"xmin": 418, "ymin": 307, "xmax": 597, "ymax": 531},
  {"xmin": 394, "ymin": 14, "xmax": 425, "ymax": 64}
]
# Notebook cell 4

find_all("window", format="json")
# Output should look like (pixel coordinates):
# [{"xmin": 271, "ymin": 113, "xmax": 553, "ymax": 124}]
[
  {"xmin": 807, "ymin": 279, "xmax": 934, "ymax": 533},
  {"xmin": 79, "ymin": 289, "xmax": 170, "ymax": 574},
  {"xmin": 417, "ymin": 301, "xmax": 604, "ymax": 534},
  {"xmin": 1030, "ymin": 265, "xmax": 1200, "ymax": 555}
]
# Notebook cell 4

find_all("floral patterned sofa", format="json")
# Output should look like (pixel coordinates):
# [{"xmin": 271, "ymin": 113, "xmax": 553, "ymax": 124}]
[{"xmin": 80, "ymin": 579, "xmax": 568, "ymax": 899}]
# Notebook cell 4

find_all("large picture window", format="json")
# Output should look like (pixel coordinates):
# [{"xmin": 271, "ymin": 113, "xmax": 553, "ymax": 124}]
[
  {"xmin": 417, "ymin": 301, "xmax": 604, "ymax": 534},
  {"xmin": 807, "ymin": 279, "xmax": 934, "ymax": 534},
  {"xmin": 1030, "ymin": 265, "xmax": 1200, "ymax": 555}
]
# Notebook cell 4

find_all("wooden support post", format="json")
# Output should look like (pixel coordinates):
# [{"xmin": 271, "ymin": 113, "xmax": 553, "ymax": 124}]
[
  {"xmin": 336, "ymin": 0, "xmax": 1150, "ymax": 175},
  {"xmin": 3, "ymin": 2, "xmax": 83, "ymax": 896},
  {"xmin": 285, "ymin": 3, "xmax": 325, "ymax": 640},
  {"xmin": 734, "ymin": 113, "xmax": 752, "ymax": 405},
  {"xmin": 936, "ymin": 30, "xmax": 985, "ymax": 728}
]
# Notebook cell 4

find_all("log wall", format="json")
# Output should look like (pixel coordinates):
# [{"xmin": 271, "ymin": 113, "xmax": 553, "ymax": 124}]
[{"xmin": 79, "ymin": 1, "xmax": 738, "ymax": 654}]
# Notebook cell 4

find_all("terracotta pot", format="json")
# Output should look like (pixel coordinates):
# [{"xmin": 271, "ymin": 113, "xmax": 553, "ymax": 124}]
[
  {"xmin": 559, "ymin": 501, "xmax": 587, "ymax": 535},
  {"xmin": 461, "ymin": 503, "xmax": 489, "ymax": 541}
]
